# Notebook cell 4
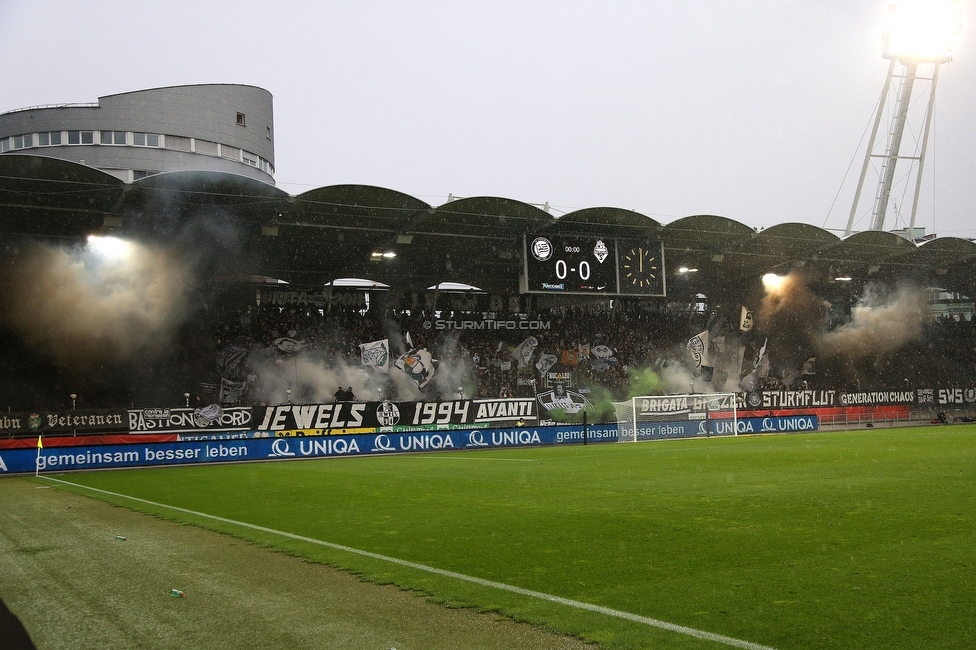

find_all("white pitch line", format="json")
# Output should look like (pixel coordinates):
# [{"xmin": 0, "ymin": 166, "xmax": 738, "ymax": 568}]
[
  {"xmin": 41, "ymin": 475, "xmax": 777, "ymax": 650},
  {"xmin": 421, "ymin": 455, "xmax": 538, "ymax": 462}
]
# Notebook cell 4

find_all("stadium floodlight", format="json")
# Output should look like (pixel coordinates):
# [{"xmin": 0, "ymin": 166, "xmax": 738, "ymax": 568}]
[
  {"xmin": 883, "ymin": 0, "xmax": 961, "ymax": 63},
  {"xmin": 846, "ymin": 1, "xmax": 961, "ymax": 235}
]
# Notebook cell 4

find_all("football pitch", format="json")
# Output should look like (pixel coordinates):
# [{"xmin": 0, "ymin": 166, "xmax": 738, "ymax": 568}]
[{"xmin": 9, "ymin": 425, "xmax": 976, "ymax": 649}]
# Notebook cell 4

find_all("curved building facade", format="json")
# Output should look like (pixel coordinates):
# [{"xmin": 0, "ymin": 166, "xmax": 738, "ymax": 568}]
[{"xmin": 0, "ymin": 84, "xmax": 275, "ymax": 184}]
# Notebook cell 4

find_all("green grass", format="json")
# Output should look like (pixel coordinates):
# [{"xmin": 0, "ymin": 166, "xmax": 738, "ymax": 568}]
[
  {"xmin": 0, "ymin": 477, "xmax": 592, "ymax": 650},
  {"xmin": 34, "ymin": 426, "xmax": 976, "ymax": 649}
]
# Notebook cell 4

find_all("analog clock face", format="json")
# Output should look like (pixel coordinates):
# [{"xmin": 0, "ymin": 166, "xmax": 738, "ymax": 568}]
[{"xmin": 620, "ymin": 246, "xmax": 661, "ymax": 292}]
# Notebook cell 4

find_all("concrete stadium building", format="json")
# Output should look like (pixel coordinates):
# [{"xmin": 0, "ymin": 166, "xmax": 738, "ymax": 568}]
[{"xmin": 0, "ymin": 84, "xmax": 274, "ymax": 185}]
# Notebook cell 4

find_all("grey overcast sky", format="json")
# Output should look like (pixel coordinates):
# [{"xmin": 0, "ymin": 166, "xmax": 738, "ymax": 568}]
[{"xmin": 2, "ymin": 1, "xmax": 974, "ymax": 238}]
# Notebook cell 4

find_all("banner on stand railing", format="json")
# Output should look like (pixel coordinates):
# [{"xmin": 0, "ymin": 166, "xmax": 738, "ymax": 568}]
[
  {"xmin": 0, "ymin": 409, "xmax": 127, "ymax": 436},
  {"xmin": 252, "ymin": 398, "xmax": 537, "ymax": 435}
]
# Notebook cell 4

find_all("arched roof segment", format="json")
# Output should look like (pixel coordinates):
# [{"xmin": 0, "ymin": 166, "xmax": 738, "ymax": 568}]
[
  {"xmin": 548, "ymin": 207, "xmax": 662, "ymax": 238},
  {"xmin": 119, "ymin": 170, "xmax": 290, "ymax": 251},
  {"xmin": 837, "ymin": 230, "xmax": 918, "ymax": 261},
  {"xmin": 659, "ymin": 216, "xmax": 757, "ymax": 295},
  {"xmin": 725, "ymin": 223, "xmax": 839, "ymax": 276},
  {"xmin": 2, "ymin": 162, "xmax": 976, "ymax": 298},
  {"xmin": 911, "ymin": 237, "xmax": 976, "ymax": 266},
  {"xmin": 661, "ymin": 215, "xmax": 756, "ymax": 253},
  {"xmin": 394, "ymin": 197, "xmax": 552, "ymax": 293},
  {"xmin": 748, "ymin": 223, "xmax": 839, "ymax": 255},
  {"xmin": 812, "ymin": 230, "xmax": 921, "ymax": 284},
  {"xmin": 125, "ymin": 170, "xmax": 288, "ymax": 211},
  {"xmin": 260, "ymin": 185, "xmax": 431, "ymax": 285},
  {"xmin": 0, "ymin": 154, "xmax": 124, "ymax": 237},
  {"xmin": 420, "ymin": 196, "xmax": 551, "ymax": 237},
  {"xmin": 290, "ymin": 184, "xmax": 431, "ymax": 230},
  {"xmin": 902, "ymin": 238, "xmax": 976, "ymax": 296}
]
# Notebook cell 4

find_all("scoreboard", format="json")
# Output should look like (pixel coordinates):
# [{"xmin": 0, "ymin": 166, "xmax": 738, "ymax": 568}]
[{"xmin": 522, "ymin": 235, "xmax": 666, "ymax": 297}]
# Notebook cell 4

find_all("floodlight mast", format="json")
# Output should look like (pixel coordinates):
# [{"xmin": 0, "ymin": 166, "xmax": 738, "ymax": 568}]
[{"xmin": 845, "ymin": 1, "xmax": 960, "ymax": 237}]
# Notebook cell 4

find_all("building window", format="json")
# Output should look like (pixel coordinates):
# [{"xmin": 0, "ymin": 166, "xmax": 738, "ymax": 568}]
[
  {"xmin": 11, "ymin": 134, "xmax": 35, "ymax": 149},
  {"xmin": 236, "ymin": 112, "xmax": 245, "ymax": 126},
  {"xmin": 164, "ymin": 135, "xmax": 191, "ymax": 152},
  {"xmin": 67, "ymin": 131, "xmax": 94, "ymax": 145},
  {"xmin": 242, "ymin": 151, "xmax": 258, "ymax": 167},
  {"xmin": 39, "ymin": 131, "xmax": 62, "ymax": 146},
  {"xmin": 0, "ymin": 138, "xmax": 8, "ymax": 152},
  {"xmin": 132, "ymin": 170, "xmax": 157, "ymax": 180},
  {"xmin": 100, "ymin": 131, "xmax": 126, "ymax": 145},
  {"xmin": 220, "ymin": 144, "xmax": 241, "ymax": 161},
  {"xmin": 133, "ymin": 133, "xmax": 160, "ymax": 147},
  {"xmin": 266, "ymin": 126, "xmax": 271, "ymax": 140},
  {"xmin": 194, "ymin": 139, "xmax": 218, "ymax": 156}
]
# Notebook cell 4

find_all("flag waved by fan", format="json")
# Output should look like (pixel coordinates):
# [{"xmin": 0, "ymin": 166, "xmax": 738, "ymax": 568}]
[{"xmin": 394, "ymin": 348, "xmax": 435, "ymax": 388}]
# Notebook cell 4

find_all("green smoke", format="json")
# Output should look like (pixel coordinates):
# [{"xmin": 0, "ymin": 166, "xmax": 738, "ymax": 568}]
[{"xmin": 625, "ymin": 366, "xmax": 663, "ymax": 398}]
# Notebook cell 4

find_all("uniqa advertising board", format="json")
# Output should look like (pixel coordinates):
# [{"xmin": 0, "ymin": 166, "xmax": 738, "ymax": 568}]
[
  {"xmin": 0, "ymin": 426, "xmax": 610, "ymax": 474},
  {"xmin": 635, "ymin": 415, "xmax": 819, "ymax": 440},
  {"xmin": 0, "ymin": 416, "xmax": 818, "ymax": 474}
]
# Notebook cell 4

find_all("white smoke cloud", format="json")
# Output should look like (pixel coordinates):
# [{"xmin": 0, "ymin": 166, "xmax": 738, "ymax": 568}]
[
  {"xmin": 248, "ymin": 350, "xmax": 380, "ymax": 405},
  {"xmin": 0, "ymin": 238, "xmax": 192, "ymax": 365},
  {"xmin": 246, "ymin": 344, "xmax": 470, "ymax": 405},
  {"xmin": 822, "ymin": 283, "xmax": 928, "ymax": 356},
  {"xmin": 660, "ymin": 356, "xmax": 713, "ymax": 394}
]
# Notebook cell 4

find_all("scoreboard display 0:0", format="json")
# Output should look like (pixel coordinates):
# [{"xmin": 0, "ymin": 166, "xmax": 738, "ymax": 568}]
[
  {"xmin": 522, "ymin": 234, "xmax": 666, "ymax": 296},
  {"xmin": 523, "ymin": 235, "xmax": 618, "ymax": 294}
]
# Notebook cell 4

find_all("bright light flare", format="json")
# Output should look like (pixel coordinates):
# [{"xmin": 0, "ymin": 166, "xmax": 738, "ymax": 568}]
[
  {"xmin": 86, "ymin": 235, "xmax": 133, "ymax": 259},
  {"xmin": 762, "ymin": 273, "xmax": 785, "ymax": 292},
  {"xmin": 884, "ymin": 0, "xmax": 961, "ymax": 63}
]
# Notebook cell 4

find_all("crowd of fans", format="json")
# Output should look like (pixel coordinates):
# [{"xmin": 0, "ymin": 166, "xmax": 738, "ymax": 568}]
[
  {"xmin": 206, "ymin": 299, "xmax": 976, "ymax": 406},
  {"xmin": 208, "ymin": 302, "xmax": 705, "ymax": 404}
]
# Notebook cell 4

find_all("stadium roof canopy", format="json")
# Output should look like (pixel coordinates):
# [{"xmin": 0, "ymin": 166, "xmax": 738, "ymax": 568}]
[{"xmin": 2, "ymin": 155, "xmax": 975, "ymax": 302}]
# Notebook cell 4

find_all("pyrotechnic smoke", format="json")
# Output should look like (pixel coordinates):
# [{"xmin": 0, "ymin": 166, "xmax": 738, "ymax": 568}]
[
  {"xmin": 626, "ymin": 366, "xmax": 663, "ymax": 397},
  {"xmin": 821, "ymin": 283, "xmax": 927, "ymax": 357},
  {"xmin": 430, "ymin": 330, "xmax": 473, "ymax": 400},
  {"xmin": 626, "ymin": 357, "xmax": 714, "ymax": 397},
  {"xmin": 661, "ymin": 361, "xmax": 708, "ymax": 394},
  {"xmin": 0, "ymin": 239, "xmax": 193, "ymax": 366},
  {"xmin": 742, "ymin": 272, "xmax": 929, "ymax": 388},
  {"xmin": 247, "ymin": 350, "xmax": 383, "ymax": 405},
  {"xmin": 755, "ymin": 272, "xmax": 830, "ymax": 370},
  {"xmin": 245, "ymin": 338, "xmax": 473, "ymax": 406}
]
